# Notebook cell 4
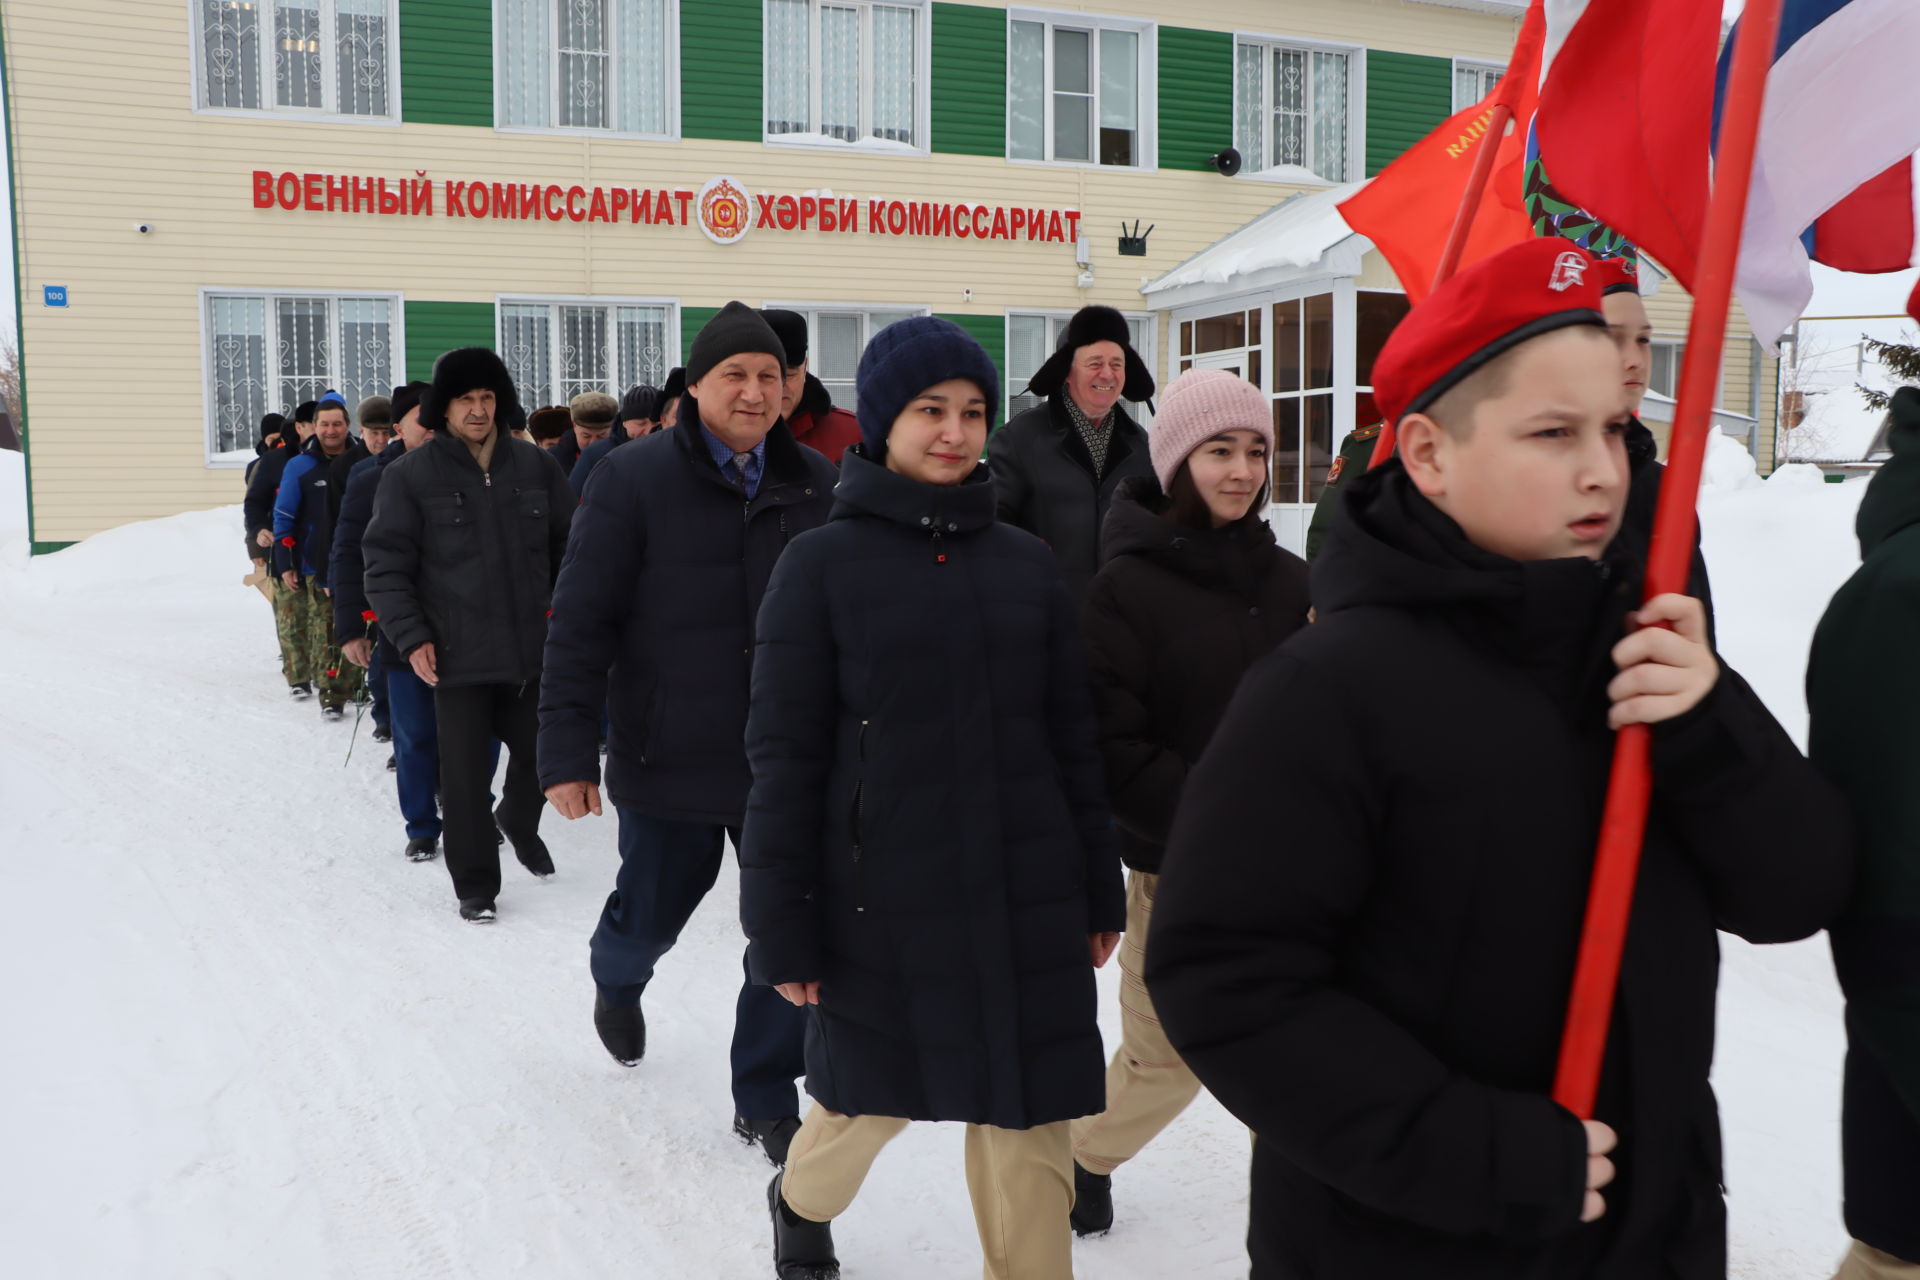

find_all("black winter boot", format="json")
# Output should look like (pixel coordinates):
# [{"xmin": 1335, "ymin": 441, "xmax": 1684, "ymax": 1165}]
[
  {"xmin": 386, "ymin": 753, "xmax": 397, "ymax": 773},
  {"xmin": 404, "ymin": 837, "xmax": 438, "ymax": 863},
  {"xmin": 321, "ymin": 705, "xmax": 345, "ymax": 722},
  {"xmin": 768, "ymin": 1172, "xmax": 838, "ymax": 1279},
  {"xmin": 458, "ymin": 897, "xmax": 496, "ymax": 923},
  {"xmin": 288, "ymin": 682, "xmax": 313, "ymax": 701},
  {"xmin": 372, "ymin": 723, "xmax": 392, "ymax": 743},
  {"xmin": 1071, "ymin": 1162, "xmax": 1113, "ymax": 1237},
  {"xmin": 594, "ymin": 993, "xmax": 645, "ymax": 1066},
  {"xmin": 734, "ymin": 1113, "xmax": 803, "ymax": 1167}
]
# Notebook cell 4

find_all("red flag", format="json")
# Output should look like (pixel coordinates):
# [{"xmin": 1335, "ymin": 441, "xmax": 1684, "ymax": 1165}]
[
  {"xmin": 1338, "ymin": 1, "xmax": 1544, "ymax": 304},
  {"xmin": 1532, "ymin": 0, "xmax": 1719, "ymax": 291}
]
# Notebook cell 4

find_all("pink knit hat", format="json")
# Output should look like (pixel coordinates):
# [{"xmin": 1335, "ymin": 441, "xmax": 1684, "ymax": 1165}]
[{"xmin": 1148, "ymin": 369, "xmax": 1274, "ymax": 490}]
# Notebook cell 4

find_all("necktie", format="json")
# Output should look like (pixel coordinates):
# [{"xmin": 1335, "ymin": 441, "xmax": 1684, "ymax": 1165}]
[{"xmin": 731, "ymin": 450, "xmax": 755, "ymax": 494}]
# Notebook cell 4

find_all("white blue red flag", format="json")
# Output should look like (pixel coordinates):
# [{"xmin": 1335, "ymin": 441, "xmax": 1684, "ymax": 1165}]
[{"xmin": 1537, "ymin": 0, "xmax": 1920, "ymax": 350}]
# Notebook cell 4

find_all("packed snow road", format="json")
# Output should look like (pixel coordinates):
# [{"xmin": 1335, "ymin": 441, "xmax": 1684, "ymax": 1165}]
[{"xmin": 0, "ymin": 449, "xmax": 1867, "ymax": 1277}]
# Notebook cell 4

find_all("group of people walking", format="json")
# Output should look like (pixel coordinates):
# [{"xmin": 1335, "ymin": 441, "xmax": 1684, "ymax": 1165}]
[{"xmin": 234, "ymin": 251, "xmax": 1915, "ymax": 1280}]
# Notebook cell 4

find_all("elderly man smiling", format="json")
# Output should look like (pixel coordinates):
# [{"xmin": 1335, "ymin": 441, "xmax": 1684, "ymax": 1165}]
[{"xmin": 987, "ymin": 305, "xmax": 1157, "ymax": 601}]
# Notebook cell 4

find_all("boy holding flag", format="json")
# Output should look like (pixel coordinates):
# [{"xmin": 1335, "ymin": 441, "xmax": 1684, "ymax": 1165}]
[{"xmin": 1146, "ymin": 238, "xmax": 1850, "ymax": 1279}]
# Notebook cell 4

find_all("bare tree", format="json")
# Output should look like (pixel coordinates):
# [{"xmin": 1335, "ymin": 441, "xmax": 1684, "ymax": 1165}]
[{"xmin": 0, "ymin": 329, "xmax": 19, "ymax": 426}]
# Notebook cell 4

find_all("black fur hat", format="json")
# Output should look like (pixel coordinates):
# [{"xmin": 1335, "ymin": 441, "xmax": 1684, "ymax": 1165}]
[
  {"xmin": 422, "ymin": 347, "xmax": 521, "ymax": 431},
  {"xmin": 1025, "ymin": 305, "xmax": 1154, "ymax": 403}
]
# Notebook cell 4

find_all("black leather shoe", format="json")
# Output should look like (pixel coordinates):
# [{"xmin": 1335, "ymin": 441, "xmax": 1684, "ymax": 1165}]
[
  {"xmin": 404, "ymin": 837, "xmax": 438, "ymax": 863},
  {"xmin": 594, "ymin": 993, "xmax": 645, "ymax": 1066},
  {"xmin": 458, "ymin": 898, "xmax": 496, "ymax": 923},
  {"xmin": 372, "ymin": 724, "xmax": 392, "ymax": 743},
  {"xmin": 1071, "ymin": 1162, "xmax": 1113, "ymax": 1237},
  {"xmin": 734, "ymin": 1113, "xmax": 803, "ymax": 1167},
  {"xmin": 385, "ymin": 753, "xmax": 397, "ymax": 772},
  {"xmin": 768, "ymin": 1172, "xmax": 838, "ymax": 1279}
]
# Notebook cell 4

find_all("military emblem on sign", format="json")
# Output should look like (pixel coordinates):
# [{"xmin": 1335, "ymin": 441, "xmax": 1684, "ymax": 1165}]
[{"xmin": 698, "ymin": 176, "xmax": 752, "ymax": 246}]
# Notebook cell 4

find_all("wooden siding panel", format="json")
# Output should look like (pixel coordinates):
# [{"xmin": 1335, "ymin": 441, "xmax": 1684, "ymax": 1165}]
[
  {"xmin": 399, "ymin": 0, "xmax": 493, "ymax": 128},
  {"xmin": 1158, "ymin": 28, "xmax": 1233, "ymax": 173},
  {"xmin": 930, "ymin": 3, "xmax": 1006, "ymax": 157},
  {"xmin": 682, "ymin": 0, "xmax": 762, "ymax": 142},
  {"xmin": 1366, "ymin": 50, "xmax": 1452, "ymax": 177}
]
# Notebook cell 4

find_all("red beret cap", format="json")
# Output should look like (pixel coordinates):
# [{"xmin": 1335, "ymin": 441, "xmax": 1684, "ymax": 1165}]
[{"xmin": 1373, "ymin": 239, "xmax": 1609, "ymax": 426}]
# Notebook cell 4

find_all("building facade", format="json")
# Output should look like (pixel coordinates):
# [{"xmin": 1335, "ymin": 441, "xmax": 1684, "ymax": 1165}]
[{"xmin": 4, "ymin": 0, "xmax": 1775, "ymax": 554}]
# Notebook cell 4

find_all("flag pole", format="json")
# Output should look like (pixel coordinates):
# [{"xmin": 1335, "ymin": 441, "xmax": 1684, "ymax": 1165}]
[
  {"xmin": 1368, "ymin": 102, "xmax": 1515, "ymax": 469},
  {"xmin": 1550, "ymin": 0, "xmax": 1786, "ymax": 1120}
]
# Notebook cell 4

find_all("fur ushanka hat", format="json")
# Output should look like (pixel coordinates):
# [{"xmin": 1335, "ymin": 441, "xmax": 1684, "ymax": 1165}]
[
  {"xmin": 421, "ymin": 347, "xmax": 522, "ymax": 432},
  {"xmin": 1024, "ymin": 304, "xmax": 1155, "ymax": 404}
]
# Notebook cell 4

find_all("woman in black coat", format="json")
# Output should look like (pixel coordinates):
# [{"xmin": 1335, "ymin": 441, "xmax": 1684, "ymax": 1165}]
[
  {"xmin": 1066, "ymin": 369, "xmax": 1312, "ymax": 1235},
  {"xmin": 740, "ymin": 317, "xmax": 1125, "ymax": 1280}
]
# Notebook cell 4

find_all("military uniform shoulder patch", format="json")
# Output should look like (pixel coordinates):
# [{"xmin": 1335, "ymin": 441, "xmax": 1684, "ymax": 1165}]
[
  {"xmin": 1326, "ymin": 455, "xmax": 1346, "ymax": 485},
  {"xmin": 1351, "ymin": 421, "xmax": 1383, "ymax": 442}
]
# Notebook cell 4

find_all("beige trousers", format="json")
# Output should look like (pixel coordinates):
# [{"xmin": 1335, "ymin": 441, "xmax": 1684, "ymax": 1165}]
[
  {"xmin": 1069, "ymin": 871, "xmax": 1204, "ymax": 1174},
  {"xmin": 781, "ymin": 1104, "xmax": 1075, "ymax": 1280},
  {"xmin": 1837, "ymin": 1240, "xmax": 1920, "ymax": 1279}
]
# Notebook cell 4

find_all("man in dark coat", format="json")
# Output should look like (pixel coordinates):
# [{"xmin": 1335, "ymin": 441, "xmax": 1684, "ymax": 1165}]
[
  {"xmin": 1145, "ymin": 240, "xmax": 1852, "ymax": 1280},
  {"xmin": 333, "ymin": 381, "xmax": 498, "ymax": 862},
  {"xmin": 364, "ymin": 349, "xmax": 575, "ymax": 922},
  {"xmin": 246, "ymin": 401, "xmax": 319, "ymax": 697},
  {"xmin": 1808, "ymin": 380, "xmax": 1920, "ymax": 1280},
  {"xmin": 987, "ymin": 305, "xmax": 1155, "ymax": 600},
  {"xmin": 762, "ymin": 309, "xmax": 862, "ymax": 464},
  {"xmin": 570, "ymin": 378, "xmax": 673, "ymax": 500},
  {"xmin": 272, "ymin": 392, "xmax": 368, "ymax": 717},
  {"xmin": 538, "ymin": 303, "xmax": 836, "ymax": 1160}
]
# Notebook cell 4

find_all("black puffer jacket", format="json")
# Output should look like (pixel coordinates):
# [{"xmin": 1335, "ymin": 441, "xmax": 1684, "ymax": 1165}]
[
  {"xmin": 1082, "ymin": 477, "xmax": 1311, "ymax": 872},
  {"xmin": 1147, "ymin": 456, "xmax": 1852, "ymax": 1279},
  {"xmin": 330, "ymin": 442, "xmax": 409, "ymax": 672},
  {"xmin": 986, "ymin": 395, "xmax": 1152, "ymax": 601},
  {"xmin": 362, "ymin": 429, "xmax": 574, "ymax": 687},
  {"xmin": 739, "ymin": 448, "xmax": 1125, "ymax": 1130},
  {"xmin": 537, "ymin": 401, "xmax": 838, "ymax": 825}
]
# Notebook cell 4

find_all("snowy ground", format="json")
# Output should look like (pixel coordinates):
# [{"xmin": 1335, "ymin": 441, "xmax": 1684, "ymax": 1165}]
[{"xmin": 0, "ymin": 443, "xmax": 1872, "ymax": 1278}]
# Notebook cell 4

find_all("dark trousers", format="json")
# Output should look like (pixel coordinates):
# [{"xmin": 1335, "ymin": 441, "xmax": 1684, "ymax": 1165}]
[
  {"xmin": 368, "ymin": 661, "xmax": 391, "ymax": 730},
  {"xmin": 593, "ymin": 807, "xmax": 806, "ymax": 1118},
  {"xmin": 390, "ymin": 667, "xmax": 498, "ymax": 842},
  {"xmin": 433, "ymin": 679, "xmax": 543, "ymax": 902}
]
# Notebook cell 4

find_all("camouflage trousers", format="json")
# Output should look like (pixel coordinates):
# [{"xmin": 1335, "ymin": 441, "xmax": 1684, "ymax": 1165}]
[{"xmin": 275, "ymin": 576, "xmax": 364, "ymax": 709}]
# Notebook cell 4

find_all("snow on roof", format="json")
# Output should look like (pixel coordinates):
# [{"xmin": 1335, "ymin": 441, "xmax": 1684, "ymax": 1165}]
[{"xmin": 1142, "ymin": 181, "xmax": 1368, "ymax": 296}]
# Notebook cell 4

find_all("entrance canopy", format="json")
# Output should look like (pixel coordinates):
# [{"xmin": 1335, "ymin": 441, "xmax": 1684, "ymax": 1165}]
[{"xmin": 1142, "ymin": 182, "xmax": 1372, "ymax": 311}]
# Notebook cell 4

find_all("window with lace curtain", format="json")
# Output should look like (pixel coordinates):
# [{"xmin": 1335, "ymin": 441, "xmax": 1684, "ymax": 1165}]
[
  {"xmin": 1452, "ymin": 60, "xmax": 1504, "ymax": 112},
  {"xmin": 764, "ymin": 1, "xmax": 925, "ymax": 148},
  {"xmin": 1006, "ymin": 12, "xmax": 1151, "ymax": 167},
  {"xmin": 496, "ymin": 0, "xmax": 676, "ymax": 135},
  {"xmin": 497, "ymin": 300, "xmax": 677, "ymax": 413},
  {"xmin": 203, "ymin": 292, "xmax": 398, "ymax": 460},
  {"xmin": 763, "ymin": 307, "xmax": 928, "ymax": 407},
  {"xmin": 1232, "ymin": 38, "xmax": 1356, "ymax": 182},
  {"xmin": 1006, "ymin": 312, "xmax": 1154, "ymax": 421},
  {"xmin": 195, "ymin": 0, "xmax": 395, "ymax": 118}
]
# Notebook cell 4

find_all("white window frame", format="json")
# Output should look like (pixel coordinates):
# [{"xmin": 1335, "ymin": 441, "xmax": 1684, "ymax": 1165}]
[
  {"xmin": 762, "ymin": 0, "xmax": 932, "ymax": 154},
  {"xmin": 1005, "ymin": 9, "xmax": 1158, "ymax": 172},
  {"xmin": 491, "ymin": 0, "xmax": 682, "ymax": 139},
  {"xmin": 1650, "ymin": 337, "xmax": 1686, "ymax": 400},
  {"xmin": 1231, "ymin": 32, "xmax": 1364, "ymax": 185},
  {"xmin": 189, "ymin": 0, "xmax": 403, "ymax": 125},
  {"xmin": 494, "ymin": 294, "xmax": 682, "ymax": 411},
  {"xmin": 1006, "ymin": 308, "xmax": 1156, "ymax": 423},
  {"xmin": 198, "ymin": 286, "xmax": 407, "ymax": 467},
  {"xmin": 1451, "ymin": 58, "xmax": 1504, "ymax": 112},
  {"xmin": 759, "ymin": 302, "xmax": 933, "ymax": 404}
]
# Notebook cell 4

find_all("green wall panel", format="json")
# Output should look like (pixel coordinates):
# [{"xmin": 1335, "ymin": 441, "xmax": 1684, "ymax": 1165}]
[
  {"xmin": 682, "ymin": 0, "xmax": 763, "ymax": 142},
  {"xmin": 405, "ymin": 301, "xmax": 497, "ymax": 382},
  {"xmin": 1158, "ymin": 28, "xmax": 1233, "ymax": 172},
  {"xmin": 931, "ymin": 4, "xmax": 1007, "ymax": 157},
  {"xmin": 1365, "ymin": 50, "xmax": 1453, "ymax": 176},
  {"xmin": 934, "ymin": 313, "xmax": 1007, "ymax": 415},
  {"xmin": 680, "ymin": 306, "xmax": 723, "ymax": 364},
  {"xmin": 399, "ymin": 0, "xmax": 493, "ymax": 127}
]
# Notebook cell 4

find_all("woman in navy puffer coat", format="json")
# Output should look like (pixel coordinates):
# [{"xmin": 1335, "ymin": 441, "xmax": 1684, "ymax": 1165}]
[{"xmin": 741, "ymin": 317, "xmax": 1124, "ymax": 1280}]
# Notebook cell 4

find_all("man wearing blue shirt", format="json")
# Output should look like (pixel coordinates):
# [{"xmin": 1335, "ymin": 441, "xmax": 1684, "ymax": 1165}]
[
  {"xmin": 272, "ymin": 390, "xmax": 366, "ymax": 719},
  {"xmin": 538, "ymin": 302, "xmax": 839, "ymax": 1165}
]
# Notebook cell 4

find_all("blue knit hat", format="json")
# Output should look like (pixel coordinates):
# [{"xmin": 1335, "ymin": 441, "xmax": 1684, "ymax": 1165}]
[{"xmin": 855, "ymin": 316, "xmax": 1001, "ymax": 456}]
